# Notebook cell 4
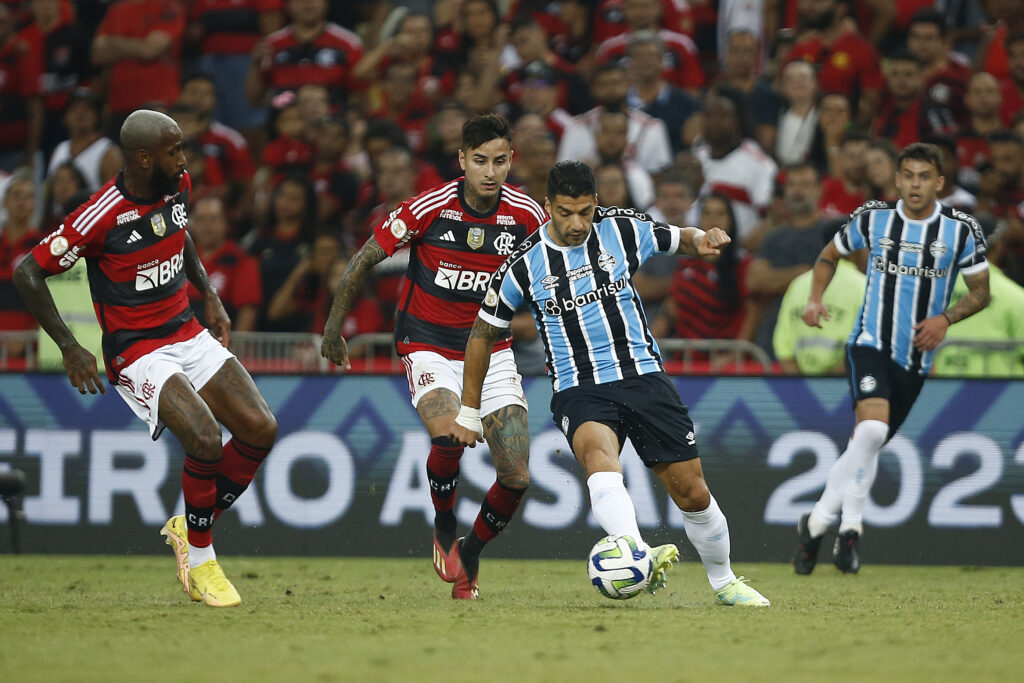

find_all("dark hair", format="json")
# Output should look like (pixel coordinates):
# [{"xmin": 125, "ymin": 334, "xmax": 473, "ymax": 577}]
[
  {"xmin": 840, "ymin": 128, "xmax": 872, "ymax": 146},
  {"xmin": 701, "ymin": 193, "xmax": 743, "ymax": 310},
  {"xmin": 707, "ymin": 83, "xmax": 754, "ymax": 140},
  {"xmin": 784, "ymin": 161, "xmax": 820, "ymax": 182},
  {"xmin": 267, "ymin": 173, "xmax": 319, "ymax": 244},
  {"xmin": 547, "ymin": 160, "xmax": 596, "ymax": 199},
  {"xmin": 653, "ymin": 168, "xmax": 694, "ymax": 193},
  {"xmin": 897, "ymin": 142, "xmax": 943, "ymax": 172},
  {"xmin": 922, "ymin": 134, "xmax": 957, "ymax": 156},
  {"xmin": 181, "ymin": 72, "xmax": 216, "ymax": 89},
  {"xmin": 909, "ymin": 8, "xmax": 946, "ymax": 36},
  {"xmin": 1005, "ymin": 30, "xmax": 1024, "ymax": 50},
  {"xmin": 594, "ymin": 162, "xmax": 637, "ymax": 209},
  {"xmin": 364, "ymin": 118, "xmax": 409, "ymax": 148},
  {"xmin": 461, "ymin": 112, "xmax": 512, "ymax": 151},
  {"xmin": 888, "ymin": 49, "xmax": 925, "ymax": 67},
  {"xmin": 988, "ymin": 130, "xmax": 1024, "ymax": 147}
]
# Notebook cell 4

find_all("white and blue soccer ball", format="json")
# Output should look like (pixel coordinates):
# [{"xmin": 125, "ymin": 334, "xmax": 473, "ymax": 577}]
[{"xmin": 587, "ymin": 534, "xmax": 652, "ymax": 600}]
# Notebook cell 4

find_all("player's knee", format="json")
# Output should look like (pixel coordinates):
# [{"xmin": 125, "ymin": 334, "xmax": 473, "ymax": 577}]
[
  {"xmin": 668, "ymin": 476, "xmax": 710, "ymax": 512},
  {"xmin": 193, "ymin": 422, "xmax": 223, "ymax": 461},
  {"xmin": 852, "ymin": 419, "xmax": 888, "ymax": 451},
  {"xmin": 252, "ymin": 410, "xmax": 278, "ymax": 447}
]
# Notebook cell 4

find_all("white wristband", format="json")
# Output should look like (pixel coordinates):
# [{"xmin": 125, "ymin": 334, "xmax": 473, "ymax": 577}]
[{"xmin": 454, "ymin": 405, "xmax": 483, "ymax": 436}]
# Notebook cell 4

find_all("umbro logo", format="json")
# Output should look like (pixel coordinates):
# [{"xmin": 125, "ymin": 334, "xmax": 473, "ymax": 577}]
[
  {"xmin": 126, "ymin": 230, "xmax": 143, "ymax": 244},
  {"xmin": 439, "ymin": 230, "xmax": 456, "ymax": 242}
]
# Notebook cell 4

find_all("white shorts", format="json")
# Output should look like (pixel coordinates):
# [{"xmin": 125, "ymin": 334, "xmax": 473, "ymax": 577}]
[
  {"xmin": 115, "ymin": 330, "xmax": 235, "ymax": 439},
  {"xmin": 402, "ymin": 348, "xmax": 528, "ymax": 418}
]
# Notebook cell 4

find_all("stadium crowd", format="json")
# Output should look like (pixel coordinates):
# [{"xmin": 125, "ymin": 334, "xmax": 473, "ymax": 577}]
[{"xmin": 1, "ymin": 0, "xmax": 1023, "ymax": 376}]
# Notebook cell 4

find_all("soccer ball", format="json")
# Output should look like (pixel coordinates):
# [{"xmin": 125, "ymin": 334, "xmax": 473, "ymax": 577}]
[{"xmin": 587, "ymin": 534, "xmax": 652, "ymax": 600}]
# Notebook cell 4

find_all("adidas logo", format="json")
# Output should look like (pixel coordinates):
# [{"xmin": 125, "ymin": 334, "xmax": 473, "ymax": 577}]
[
  {"xmin": 439, "ymin": 230, "xmax": 456, "ymax": 242},
  {"xmin": 126, "ymin": 230, "xmax": 143, "ymax": 244}
]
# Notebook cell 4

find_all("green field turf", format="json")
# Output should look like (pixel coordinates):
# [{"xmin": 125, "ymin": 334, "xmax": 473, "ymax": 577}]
[{"xmin": 1, "ymin": 556, "xmax": 1022, "ymax": 683}]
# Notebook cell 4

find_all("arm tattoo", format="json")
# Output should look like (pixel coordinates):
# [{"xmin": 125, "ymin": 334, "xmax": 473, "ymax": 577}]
[
  {"xmin": 482, "ymin": 405, "xmax": 530, "ymax": 489},
  {"xmin": 328, "ymin": 237, "xmax": 387, "ymax": 322},
  {"xmin": 943, "ymin": 271, "xmax": 990, "ymax": 325},
  {"xmin": 13, "ymin": 255, "xmax": 77, "ymax": 350},
  {"xmin": 816, "ymin": 257, "xmax": 837, "ymax": 269},
  {"xmin": 184, "ymin": 233, "xmax": 215, "ymax": 297},
  {"xmin": 469, "ymin": 316, "xmax": 504, "ymax": 341}
]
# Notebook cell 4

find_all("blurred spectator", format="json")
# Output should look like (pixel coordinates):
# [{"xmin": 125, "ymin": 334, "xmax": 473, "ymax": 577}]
[
  {"xmin": 187, "ymin": 0, "xmax": 283, "ymax": 138},
  {"xmin": 187, "ymin": 196, "xmax": 261, "ymax": 332},
  {"xmin": 177, "ymin": 74, "xmax": 257, "ymax": 225},
  {"xmin": 807, "ymin": 92, "xmax": 852, "ymax": 178},
  {"xmin": 908, "ymin": 8, "xmax": 972, "ymax": 127},
  {"xmin": 818, "ymin": 130, "xmax": 870, "ymax": 217},
  {"xmin": 717, "ymin": 29, "xmax": 781, "ymax": 153},
  {"xmin": 595, "ymin": 0, "xmax": 704, "ymax": 93},
  {"xmin": 935, "ymin": 0, "xmax": 989, "ymax": 58},
  {"xmin": 91, "ymin": 0, "xmax": 186, "ymax": 134},
  {"xmin": 773, "ymin": 257, "xmax": 866, "ymax": 375},
  {"xmin": 452, "ymin": 63, "xmax": 504, "ymax": 115},
  {"xmin": 625, "ymin": 30, "xmax": 699, "ymax": 155},
  {"xmin": 650, "ymin": 193, "xmax": 757, "ymax": 347},
  {"xmin": 772, "ymin": 60, "xmax": 819, "ymax": 167},
  {"xmin": 261, "ymin": 99, "xmax": 315, "ymax": 187},
  {"xmin": 976, "ymin": 134, "xmax": 1024, "ymax": 280},
  {"xmin": 593, "ymin": 0, "xmax": 695, "ymax": 44},
  {"xmin": 354, "ymin": 119, "xmax": 443, "ymax": 222},
  {"xmin": 362, "ymin": 145, "xmax": 416, "ymax": 321},
  {"xmin": 559, "ymin": 63, "xmax": 674, "ymax": 174},
  {"xmin": 0, "ymin": 170, "xmax": 41, "ymax": 332},
  {"xmin": 20, "ymin": 0, "xmax": 93, "ymax": 158},
  {"xmin": 932, "ymin": 265, "xmax": 1024, "ymax": 377},
  {"xmin": 46, "ymin": 89, "xmax": 124, "ymax": 192},
  {"xmin": 783, "ymin": 0, "xmax": 883, "ymax": 128},
  {"xmin": 181, "ymin": 136, "xmax": 228, "ymax": 205},
  {"xmin": 423, "ymin": 101, "xmax": 468, "ymax": 182},
  {"xmin": 865, "ymin": 138, "xmax": 900, "ymax": 201},
  {"xmin": 505, "ymin": 18, "xmax": 592, "ymax": 115},
  {"xmin": 928, "ymin": 135, "xmax": 978, "ymax": 210},
  {"xmin": 510, "ymin": 129, "xmax": 557, "ymax": 205},
  {"xmin": 244, "ymin": 174, "xmax": 318, "ymax": 329},
  {"xmin": 591, "ymin": 109, "xmax": 655, "ymax": 208},
  {"xmin": 309, "ymin": 116, "xmax": 360, "ymax": 227},
  {"xmin": 522, "ymin": 0, "xmax": 594, "ymax": 66},
  {"xmin": 874, "ymin": 50, "xmax": 957, "ymax": 148},
  {"xmin": 41, "ymin": 161, "xmax": 86, "ymax": 232},
  {"xmin": 0, "ymin": 4, "xmax": 43, "ymax": 173},
  {"xmin": 515, "ymin": 60, "xmax": 575, "ymax": 142},
  {"xmin": 692, "ymin": 84, "xmax": 778, "ymax": 243},
  {"xmin": 595, "ymin": 162, "xmax": 641, "ymax": 210},
  {"xmin": 265, "ymin": 229, "xmax": 340, "ymax": 331},
  {"xmin": 367, "ymin": 59, "xmax": 434, "ymax": 152},
  {"xmin": 313, "ymin": 252, "xmax": 383, "ymax": 337},
  {"xmin": 295, "ymin": 83, "xmax": 331, "ymax": 132},
  {"xmin": 633, "ymin": 168, "xmax": 695, "ymax": 316},
  {"xmin": 747, "ymin": 163, "xmax": 839, "ymax": 353},
  {"xmin": 247, "ymin": 0, "xmax": 363, "ymax": 108},
  {"xmin": 998, "ymin": 30, "xmax": 1024, "ymax": 128},
  {"xmin": 355, "ymin": 10, "xmax": 454, "ymax": 107},
  {"xmin": 958, "ymin": 72, "xmax": 1003, "ymax": 193},
  {"xmin": 976, "ymin": 0, "xmax": 1024, "ymax": 80}
]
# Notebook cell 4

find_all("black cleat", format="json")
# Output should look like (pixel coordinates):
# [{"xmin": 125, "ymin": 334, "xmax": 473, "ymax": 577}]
[
  {"xmin": 793, "ymin": 512, "xmax": 824, "ymax": 575},
  {"xmin": 833, "ymin": 529, "xmax": 861, "ymax": 574}
]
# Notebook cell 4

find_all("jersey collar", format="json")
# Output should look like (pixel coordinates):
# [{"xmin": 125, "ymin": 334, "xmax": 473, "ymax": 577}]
[{"xmin": 896, "ymin": 198, "xmax": 940, "ymax": 223}]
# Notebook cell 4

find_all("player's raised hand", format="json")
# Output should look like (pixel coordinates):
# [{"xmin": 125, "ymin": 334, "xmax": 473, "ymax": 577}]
[
  {"xmin": 912, "ymin": 314, "xmax": 950, "ymax": 351},
  {"xmin": 696, "ymin": 227, "xmax": 730, "ymax": 257},
  {"xmin": 802, "ymin": 300, "xmax": 830, "ymax": 328},
  {"xmin": 319, "ymin": 323, "xmax": 351, "ymax": 370},
  {"xmin": 205, "ymin": 294, "xmax": 232, "ymax": 347},
  {"xmin": 62, "ymin": 344, "xmax": 105, "ymax": 395}
]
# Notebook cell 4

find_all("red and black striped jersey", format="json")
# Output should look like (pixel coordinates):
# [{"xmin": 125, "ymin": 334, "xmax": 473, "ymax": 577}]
[
  {"xmin": 374, "ymin": 178, "xmax": 547, "ymax": 359},
  {"xmin": 260, "ymin": 23, "xmax": 363, "ymax": 97},
  {"xmin": 32, "ymin": 171, "xmax": 202, "ymax": 381}
]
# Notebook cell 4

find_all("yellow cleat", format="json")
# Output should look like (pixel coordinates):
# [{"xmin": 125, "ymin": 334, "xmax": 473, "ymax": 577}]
[
  {"xmin": 715, "ymin": 576, "xmax": 770, "ymax": 607},
  {"xmin": 646, "ymin": 544, "xmax": 679, "ymax": 594},
  {"xmin": 160, "ymin": 515, "xmax": 200, "ymax": 601},
  {"xmin": 189, "ymin": 560, "xmax": 242, "ymax": 607}
]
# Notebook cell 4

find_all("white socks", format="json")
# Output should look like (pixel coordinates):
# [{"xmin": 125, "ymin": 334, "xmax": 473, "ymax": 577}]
[
  {"xmin": 681, "ymin": 495, "xmax": 735, "ymax": 590},
  {"xmin": 809, "ymin": 419, "xmax": 888, "ymax": 537},
  {"xmin": 587, "ymin": 471, "xmax": 643, "ymax": 543},
  {"xmin": 188, "ymin": 543, "xmax": 216, "ymax": 568}
]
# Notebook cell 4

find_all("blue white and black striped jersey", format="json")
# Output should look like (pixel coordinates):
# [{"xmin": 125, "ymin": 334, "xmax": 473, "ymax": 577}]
[
  {"xmin": 479, "ymin": 207, "xmax": 680, "ymax": 391},
  {"xmin": 834, "ymin": 199, "xmax": 988, "ymax": 374}
]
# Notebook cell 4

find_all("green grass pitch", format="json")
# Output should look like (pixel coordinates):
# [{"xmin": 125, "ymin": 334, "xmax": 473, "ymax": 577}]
[{"xmin": 1, "ymin": 556, "xmax": 1022, "ymax": 682}]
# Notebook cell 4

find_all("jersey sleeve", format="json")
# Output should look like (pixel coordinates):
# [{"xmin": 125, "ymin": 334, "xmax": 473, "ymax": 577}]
[
  {"xmin": 371, "ymin": 200, "xmax": 426, "ymax": 256},
  {"xmin": 953, "ymin": 210, "xmax": 989, "ymax": 275},
  {"xmin": 31, "ymin": 204, "xmax": 108, "ymax": 274},
  {"xmin": 833, "ymin": 207, "xmax": 871, "ymax": 255},
  {"xmin": 598, "ymin": 206, "xmax": 679, "ymax": 259},
  {"xmin": 478, "ymin": 262, "xmax": 525, "ymax": 329}
]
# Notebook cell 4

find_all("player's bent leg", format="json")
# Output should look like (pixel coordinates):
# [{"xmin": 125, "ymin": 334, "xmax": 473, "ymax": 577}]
[
  {"xmin": 198, "ymin": 359, "xmax": 278, "ymax": 519},
  {"xmin": 451, "ymin": 405, "xmax": 531, "ymax": 599},
  {"xmin": 416, "ymin": 388, "xmax": 464, "ymax": 579},
  {"xmin": 159, "ymin": 374, "xmax": 224, "ymax": 601},
  {"xmin": 573, "ymin": 422, "xmax": 644, "ymax": 542}
]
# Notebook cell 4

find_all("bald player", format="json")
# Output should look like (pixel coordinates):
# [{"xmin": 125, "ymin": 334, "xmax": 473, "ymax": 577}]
[{"xmin": 14, "ymin": 110, "xmax": 278, "ymax": 607}]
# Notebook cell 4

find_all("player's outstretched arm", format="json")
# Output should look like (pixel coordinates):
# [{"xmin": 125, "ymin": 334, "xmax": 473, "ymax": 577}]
[
  {"xmin": 184, "ymin": 233, "xmax": 231, "ymax": 347},
  {"xmin": 448, "ymin": 317, "xmax": 503, "ymax": 447},
  {"xmin": 320, "ymin": 235, "xmax": 387, "ymax": 369},
  {"xmin": 14, "ymin": 255, "xmax": 105, "ymax": 395},
  {"xmin": 913, "ymin": 269, "xmax": 990, "ymax": 351},
  {"xmin": 676, "ymin": 226, "xmax": 730, "ymax": 258},
  {"xmin": 802, "ymin": 241, "xmax": 844, "ymax": 329}
]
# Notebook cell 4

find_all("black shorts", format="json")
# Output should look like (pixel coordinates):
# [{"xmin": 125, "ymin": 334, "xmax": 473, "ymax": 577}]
[
  {"xmin": 550, "ymin": 372, "xmax": 700, "ymax": 467},
  {"xmin": 845, "ymin": 345, "xmax": 925, "ymax": 441}
]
